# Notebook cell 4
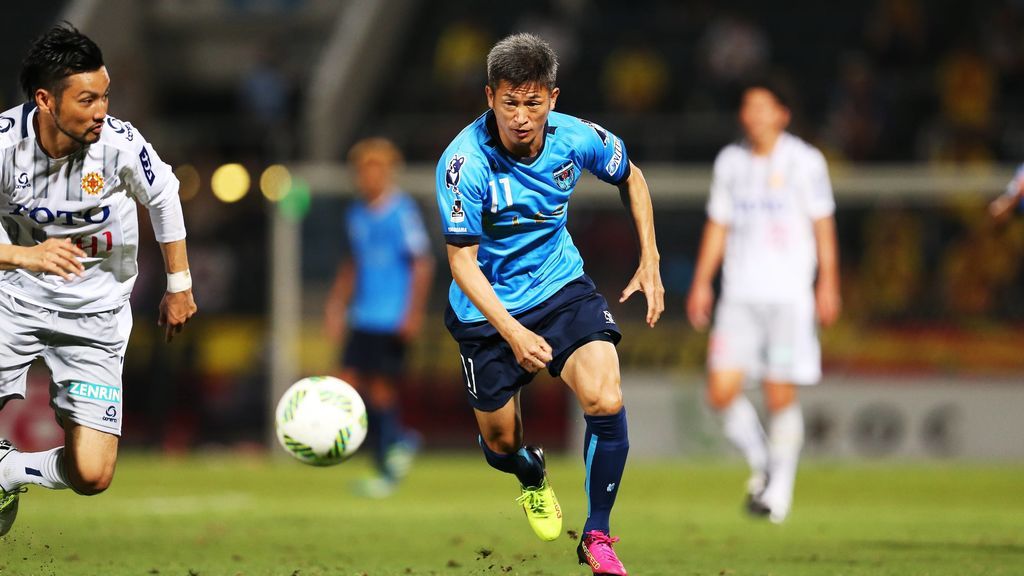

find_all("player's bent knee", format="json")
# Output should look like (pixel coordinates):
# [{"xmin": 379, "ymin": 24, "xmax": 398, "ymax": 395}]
[
  {"xmin": 706, "ymin": 385, "xmax": 739, "ymax": 411},
  {"xmin": 578, "ymin": 388, "xmax": 623, "ymax": 416},
  {"xmin": 66, "ymin": 456, "xmax": 117, "ymax": 495}
]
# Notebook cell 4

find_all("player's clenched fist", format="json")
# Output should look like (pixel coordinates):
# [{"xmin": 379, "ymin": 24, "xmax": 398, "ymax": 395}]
[
  {"xmin": 18, "ymin": 238, "xmax": 86, "ymax": 280},
  {"xmin": 159, "ymin": 290, "xmax": 197, "ymax": 343},
  {"xmin": 507, "ymin": 326, "xmax": 553, "ymax": 373}
]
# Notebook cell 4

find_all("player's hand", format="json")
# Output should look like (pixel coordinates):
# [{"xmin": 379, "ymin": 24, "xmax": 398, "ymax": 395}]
[
  {"xmin": 620, "ymin": 259, "xmax": 665, "ymax": 327},
  {"xmin": 686, "ymin": 282, "xmax": 715, "ymax": 331},
  {"xmin": 159, "ymin": 289, "xmax": 197, "ymax": 342},
  {"xmin": 506, "ymin": 326, "xmax": 553, "ymax": 373},
  {"xmin": 816, "ymin": 280, "xmax": 841, "ymax": 327},
  {"xmin": 16, "ymin": 238, "xmax": 86, "ymax": 280}
]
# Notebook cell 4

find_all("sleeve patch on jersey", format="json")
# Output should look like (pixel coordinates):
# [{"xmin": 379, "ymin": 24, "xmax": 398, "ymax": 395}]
[
  {"xmin": 449, "ymin": 198, "xmax": 466, "ymax": 223},
  {"xmin": 580, "ymin": 119, "xmax": 609, "ymax": 146},
  {"xmin": 445, "ymin": 154, "xmax": 466, "ymax": 190},
  {"xmin": 106, "ymin": 117, "xmax": 134, "ymax": 141},
  {"xmin": 605, "ymin": 136, "xmax": 623, "ymax": 176},
  {"xmin": 139, "ymin": 147, "xmax": 156, "ymax": 185}
]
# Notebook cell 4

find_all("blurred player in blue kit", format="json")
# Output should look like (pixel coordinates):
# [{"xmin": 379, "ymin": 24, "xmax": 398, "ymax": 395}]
[
  {"xmin": 435, "ymin": 33, "xmax": 664, "ymax": 575},
  {"xmin": 0, "ymin": 24, "xmax": 196, "ymax": 537},
  {"xmin": 324, "ymin": 137, "xmax": 434, "ymax": 498}
]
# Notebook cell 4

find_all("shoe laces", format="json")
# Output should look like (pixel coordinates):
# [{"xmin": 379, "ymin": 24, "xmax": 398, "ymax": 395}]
[
  {"xmin": 516, "ymin": 485, "xmax": 550, "ymax": 516},
  {"xmin": 0, "ymin": 487, "xmax": 27, "ymax": 510},
  {"xmin": 584, "ymin": 530, "xmax": 620, "ymax": 548}
]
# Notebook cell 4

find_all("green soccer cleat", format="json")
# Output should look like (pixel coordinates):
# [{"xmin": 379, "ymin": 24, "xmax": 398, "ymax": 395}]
[
  {"xmin": 0, "ymin": 439, "xmax": 26, "ymax": 538},
  {"xmin": 514, "ymin": 447, "xmax": 562, "ymax": 541}
]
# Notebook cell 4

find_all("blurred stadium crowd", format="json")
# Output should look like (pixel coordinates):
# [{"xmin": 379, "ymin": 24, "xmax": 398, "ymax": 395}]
[{"xmin": 3, "ymin": 0, "xmax": 1024, "ymax": 450}]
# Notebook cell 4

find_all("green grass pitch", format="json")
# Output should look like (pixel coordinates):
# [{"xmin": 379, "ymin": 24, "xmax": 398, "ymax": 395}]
[{"xmin": 2, "ymin": 454, "xmax": 1022, "ymax": 575}]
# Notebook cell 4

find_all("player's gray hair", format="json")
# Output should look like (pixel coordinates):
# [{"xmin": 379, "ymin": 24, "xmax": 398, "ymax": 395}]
[{"xmin": 486, "ymin": 33, "xmax": 558, "ymax": 91}]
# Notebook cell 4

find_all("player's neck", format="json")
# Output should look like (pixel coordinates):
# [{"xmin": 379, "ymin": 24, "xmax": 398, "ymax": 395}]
[
  {"xmin": 34, "ymin": 114, "xmax": 84, "ymax": 159},
  {"xmin": 750, "ymin": 132, "xmax": 782, "ymax": 157},
  {"xmin": 498, "ymin": 132, "xmax": 544, "ymax": 161}
]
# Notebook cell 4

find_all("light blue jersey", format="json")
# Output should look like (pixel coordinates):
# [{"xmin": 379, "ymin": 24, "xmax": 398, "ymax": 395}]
[
  {"xmin": 436, "ymin": 110, "xmax": 630, "ymax": 322},
  {"xmin": 347, "ymin": 192, "xmax": 430, "ymax": 332}
]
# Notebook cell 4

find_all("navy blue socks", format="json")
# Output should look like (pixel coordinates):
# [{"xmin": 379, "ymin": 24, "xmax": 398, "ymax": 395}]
[
  {"xmin": 582, "ymin": 408, "xmax": 629, "ymax": 534},
  {"xmin": 479, "ymin": 436, "xmax": 544, "ymax": 488}
]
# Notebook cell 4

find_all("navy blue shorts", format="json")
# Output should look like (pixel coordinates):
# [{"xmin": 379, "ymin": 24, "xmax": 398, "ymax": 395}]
[
  {"xmin": 342, "ymin": 329, "xmax": 407, "ymax": 377},
  {"xmin": 444, "ymin": 275, "xmax": 622, "ymax": 412}
]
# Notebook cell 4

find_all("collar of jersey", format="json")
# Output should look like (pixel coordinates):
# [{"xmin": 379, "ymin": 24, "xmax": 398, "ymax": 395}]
[{"xmin": 484, "ymin": 110, "xmax": 550, "ymax": 167}]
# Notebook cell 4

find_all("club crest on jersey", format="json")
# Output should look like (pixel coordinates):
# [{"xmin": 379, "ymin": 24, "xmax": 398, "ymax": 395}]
[
  {"xmin": 82, "ymin": 171, "xmax": 105, "ymax": 196},
  {"xmin": 446, "ymin": 155, "xmax": 466, "ymax": 189},
  {"xmin": 552, "ymin": 161, "xmax": 577, "ymax": 191}
]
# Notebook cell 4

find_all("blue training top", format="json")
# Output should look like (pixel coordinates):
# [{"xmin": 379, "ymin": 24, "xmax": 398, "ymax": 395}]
[
  {"xmin": 346, "ymin": 191, "xmax": 430, "ymax": 332},
  {"xmin": 436, "ymin": 110, "xmax": 630, "ymax": 323}
]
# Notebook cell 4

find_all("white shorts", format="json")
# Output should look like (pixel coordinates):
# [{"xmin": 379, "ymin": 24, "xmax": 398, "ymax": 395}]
[
  {"xmin": 0, "ymin": 291, "xmax": 132, "ymax": 435},
  {"xmin": 708, "ymin": 299, "xmax": 821, "ymax": 385}
]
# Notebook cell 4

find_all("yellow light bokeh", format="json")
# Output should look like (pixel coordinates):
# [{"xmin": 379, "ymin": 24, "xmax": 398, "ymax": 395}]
[
  {"xmin": 211, "ymin": 163, "xmax": 250, "ymax": 203},
  {"xmin": 260, "ymin": 164, "xmax": 292, "ymax": 202},
  {"xmin": 174, "ymin": 164, "xmax": 201, "ymax": 202}
]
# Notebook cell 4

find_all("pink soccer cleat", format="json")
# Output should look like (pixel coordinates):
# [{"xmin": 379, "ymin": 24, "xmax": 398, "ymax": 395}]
[{"xmin": 576, "ymin": 530, "xmax": 628, "ymax": 575}]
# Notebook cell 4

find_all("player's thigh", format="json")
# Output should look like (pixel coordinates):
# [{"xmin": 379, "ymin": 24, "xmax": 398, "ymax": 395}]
[
  {"xmin": 706, "ymin": 370, "xmax": 746, "ymax": 410},
  {"xmin": 474, "ymin": 393, "xmax": 523, "ymax": 453},
  {"xmin": 709, "ymin": 301, "xmax": 765, "ymax": 378},
  {"xmin": 560, "ymin": 340, "xmax": 621, "ymax": 416},
  {"xmin": 762, "ymin": 380, "xmax": 798, "ymax": 413},
  {"xmin": 0, "ymin": 292, "xmax": 48, "ymax": 406},
  {"xmin": 43, "ymin": 305, "xmax": 131, "ymax": 436}
]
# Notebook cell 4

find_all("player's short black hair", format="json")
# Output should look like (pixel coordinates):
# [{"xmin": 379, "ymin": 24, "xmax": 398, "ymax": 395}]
[
  {"xmin": 20, "ymin": 23, "xmax": 104, "ymax": 100},
  {"xmin": 487, "ymin": 33, "xmax": 558, "ymax": 91},
  {"xmin": 740, "ymin": 76, "xmax": 793, "ymax": 110}
]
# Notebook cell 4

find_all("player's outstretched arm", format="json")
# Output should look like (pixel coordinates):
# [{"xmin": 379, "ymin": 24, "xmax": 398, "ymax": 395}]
[
  {"xmin": 324, "ymin": 261, "xmax": 355, "ymax": 342},
  {"xmin": 399, "ymin": 254, "xmax": 435, "ymax": 341},
  {"xmin": 157, "ymin": 238, "xmax": 197, "ymax": 342},
  {"xmin": 687, "ymin": 220, "xmax": 727, "ymax": 331},
  {"xmin": 813, "ymin": 216, "xmax": 841, "ymax": 327},
  {"xmin": 0, "ymin": 238, "xmax": 86, "ymax": 280},
  {"xmin": 447, "ymin": 243, "xmax": 552, "ymax": 372},
  {"xmin": 616, "ymin": 161, "xmax": 665, "ymax": 327}
]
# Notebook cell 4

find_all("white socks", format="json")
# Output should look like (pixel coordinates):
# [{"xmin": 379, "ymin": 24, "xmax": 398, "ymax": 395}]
[
  {"xmin": 719, "ymin": 395, "xmax": 770, "ymax": 483},
  {"xmin": 763, "ymin": 403, "xmax": 804, "ymax": 523},
  {"xmin": 1, "ymin": 447, "xmax": 69, "ymax": 491}
]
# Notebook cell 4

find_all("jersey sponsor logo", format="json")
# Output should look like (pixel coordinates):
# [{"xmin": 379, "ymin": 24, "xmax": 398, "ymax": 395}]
[
  {"xmin": 552, "ymin": 160, "xmax": 577, "ymax": 191},
  {"xmin": 605, "ymin": 136, "xmax": 623, "ymax": 176},
  {"xmin": 0, "ymin": 116, "xmax": 13, "ymax": 133},
  {"xmin": 139, "ymin": 147, "xmax": 156, "ymax": 185},
  {"xmin": 604, "ymin": 310, "xmax": 615, "ymax": 324},
  {"xmin": 105, "ymin": 117, "xmax": 134, "ymax": 141},
  {"xmin": 14, "ymin": 173, "xmax": 31, "ymax": 190},
  {"xmin": 82, "ymin": 171, "xmax": 105, "ymax": 196},
  {"xmin": 445, "ymin": 155, "xmax": 466, "ymax": 189},
  {"xmin": 447, "ymin": 226, "xmax": 468, "ymax": 233},
  {"xmin": 580, "ymin": 119, "xmax": 609, "ymax": 146},
  {"xmin": 8, "ymin": 202, "xmax": 111, "ymax": 225},
  {"xmin": 68, "ymin": 381, "xmax": 121, "ymax": 403},
  {"xmin": 450, "ymin": 198, "xmax": 465, "ymax": 223},
  {"xmin": 103, "ymin": 405, "xmax": 119, "ymax": 423}
]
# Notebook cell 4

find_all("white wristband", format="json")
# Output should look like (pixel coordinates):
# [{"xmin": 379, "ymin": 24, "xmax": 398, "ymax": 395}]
[{"xmin": 166, "ymin": 269, "xmax": 192, "ymax": 293}]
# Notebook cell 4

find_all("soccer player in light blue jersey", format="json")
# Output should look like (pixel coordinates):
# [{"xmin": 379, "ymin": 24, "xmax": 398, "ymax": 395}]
[
  {"xmin": 435, "ymin": 33, "xmax": 663, "ymax": 576},
  {"xmin": 325, "ymin": 138, "xmax": 433, "ymax": 498}
]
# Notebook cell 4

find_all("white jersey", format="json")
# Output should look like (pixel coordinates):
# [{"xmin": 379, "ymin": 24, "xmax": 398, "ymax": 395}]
[
  {"xmin": 708, "ymin": 132, "xmax": 834, "ymax": 303},
  {"xmin": 0, "ymin": 102, "xmax": 185, "ymax": 312}
]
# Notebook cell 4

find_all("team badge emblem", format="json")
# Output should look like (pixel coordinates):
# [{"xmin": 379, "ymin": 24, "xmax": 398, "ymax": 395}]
[
  {"xmin": 446, "ymin": 155, "xmax": 466, "ymax": 189},
  {"xmin": 82, "ymin": 171, "xmax": 104, "ymax": 196},
  {"xmin": 552, "ymin": 161, "xmax": 577, "ymax": 191}
]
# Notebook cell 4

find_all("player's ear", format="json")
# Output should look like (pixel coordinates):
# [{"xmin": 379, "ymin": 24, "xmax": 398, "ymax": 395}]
[
  {"xmin": 35, "ymin": 88, "xmax": 55, "ymax": 115},
  {"xmin": 485, "ymin": 85, "xmax": 495, "ymax": 110},
  {"xmin": 549, "ymin": 87, "xmax": 559, "ymax": 110}
]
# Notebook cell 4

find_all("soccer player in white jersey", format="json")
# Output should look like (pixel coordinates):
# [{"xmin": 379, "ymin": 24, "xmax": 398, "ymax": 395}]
[
  {"xmin": 687, "ymin": 81, "xmax": 840, "ymax": 524},
  {"xmin": 0, "ymin": 24, "xmax": 197, "ymax": 537}
]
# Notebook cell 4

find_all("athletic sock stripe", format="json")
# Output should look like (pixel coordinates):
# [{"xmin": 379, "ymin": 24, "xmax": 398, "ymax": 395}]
[
  {"xmin": 25, "ymin": 467, "xmax": 42, "ymax": 477},
  {"xmin": 583, "ymin": 434, "xmax": 598, "ymax": 518}
]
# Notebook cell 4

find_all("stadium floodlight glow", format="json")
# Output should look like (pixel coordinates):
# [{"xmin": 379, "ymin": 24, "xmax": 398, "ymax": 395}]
[
  {"xmin": 211, "ymin": 163, "xmax": 250, "ymax": 203},
  {"xmin": 260, "ymin": 164, "xmax": 292, "ymax": 202},
  {"xmin": 174, "ymin": 164, "xmax": 201, "ymax": 202}
]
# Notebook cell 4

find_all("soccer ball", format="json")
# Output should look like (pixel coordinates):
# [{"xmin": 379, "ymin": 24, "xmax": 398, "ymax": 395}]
[{"xmin": 274, "ymin": 376, "xmax": 368, "ymax": 466}]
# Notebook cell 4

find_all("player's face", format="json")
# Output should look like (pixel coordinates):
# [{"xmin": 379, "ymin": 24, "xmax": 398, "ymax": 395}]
[
  {"xmin": 353, "ymin": 153, "xmax": 394, "ymax": 202},
  {"xmin": 739, "ymin": 87, "xmax": 789, "ymax": 148},
  {"xmin": 486, "ymin": 80, "xmax": 559, "ymax": 157},
  {"xmin": 41, "ymin": 67, "xmax": 110, "ymax": 148}
]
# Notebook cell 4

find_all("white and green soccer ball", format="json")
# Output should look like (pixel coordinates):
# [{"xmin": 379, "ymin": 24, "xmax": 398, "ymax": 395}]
[{"xmin": 275, "ymin": 376, "xmax": 368, "ymax": 466}]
